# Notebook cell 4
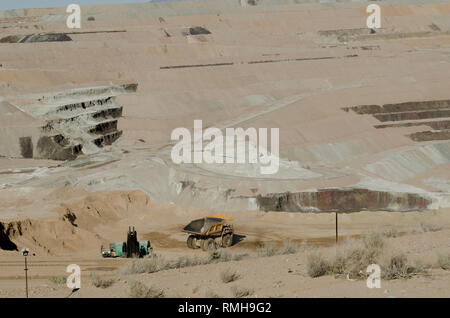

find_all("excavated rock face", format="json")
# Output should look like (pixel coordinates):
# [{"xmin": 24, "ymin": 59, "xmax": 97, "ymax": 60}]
[
  {"xmin": 256, "ymin": 188, "xmax": 431, "ymax": 212},
  {"xmin": 2, "ymin": 83, "xmax": 137, "ymax": 160},
  {"xmin": 0, "ymin": 222, "xmax": 19, "ymax": 251},
  {"xmin": 343, "ymin": 99, "xmax": 450, "ymax": 142},
  {"xmin": 0, "ymin": 33, "xmax": 72, "ymax": 43}
]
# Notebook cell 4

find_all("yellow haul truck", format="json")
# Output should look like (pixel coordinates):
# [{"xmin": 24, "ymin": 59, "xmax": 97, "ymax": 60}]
[{"xmin": 182, "ymin": 215, "xmax": 234, "ymax": 251}]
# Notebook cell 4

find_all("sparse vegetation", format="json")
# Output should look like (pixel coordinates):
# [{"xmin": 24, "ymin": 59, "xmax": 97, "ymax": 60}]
[
  {"xmin": 256, "ymin": 242, "xmax": 278, "ymax": 257},
  {"xmin": 220, "ymin": 268, "xmax": 240, "ymax": 283},
  {"xmin": 380, "ymin": 228, "xmax": 399, "ymax": 238},
  {"xmin": 307, "ymin": 254, "xmax": 330, "ymax": 278},
  {"xmin": 437, "ymin": 253, "xmax": 450, "ymax": 270},
  {"xmin": 231, "ymin": 285, "xmax": 254, "ymax": 298},
  {"xmin": 209, "ymin": 249, "xmax": 232, "ymax": 262},
  {"xmin": 122, "ymin": 250, "xmax": 253, "ymax": 275},
  {"xmin": 90, "ymin": 273, "xmax": 115, "ymax": 288},
  {"xmin": 171, "ymin": 255, "xmax": 206, "ymax": 268},
  {"xmin": 129, "ymin": 281, "xmax": 165, "ymax": 298},
  {"xmin": 48, "ymin": 276, "xmax": 66, "ymax": 285},
  {"xmin": 121, "ymin": 255, "xmax": 170, "ymax": 274},
  {"xmin": 306, "ymin": 232, "xmax": 431, "ymax": 281},
  {"xmin": 382, "ymin": 254, "xmax": 425, "ymax": 280},
  {"xmin": 327, "ymin": 232, "xmax": 384, "ymax": 279},
  {"xmin": 420, "ymin": 223, "xmax": 443, "ymax": 233},
  {"xmin": 208, "ymin": 249, "xmax": 249, "ymax": 263},
  {"xmin": 281, "ymin": 241, "xmax": 299, "ymax": 255}
]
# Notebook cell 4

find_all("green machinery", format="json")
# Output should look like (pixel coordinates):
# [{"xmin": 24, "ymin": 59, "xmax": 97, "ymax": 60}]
[{"xmin": 101, "ymin": 227, "xmax": 152, "ymax": 258}]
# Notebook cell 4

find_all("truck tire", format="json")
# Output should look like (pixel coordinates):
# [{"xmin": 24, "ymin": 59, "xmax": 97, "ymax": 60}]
[
  {"xmin": 202, "ymin": 238, "xmax": 216, "ymax": 251},
  {"xmin": 222, "ymin": 234, "xmax": 233, "ymax": 248},
  {"xmin": 187, "ymin": 235, "xmax": 196, "ymax": 249}
]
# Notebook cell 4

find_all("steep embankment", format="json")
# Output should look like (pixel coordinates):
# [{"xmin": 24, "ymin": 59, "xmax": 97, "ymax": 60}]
[{"xmin": 0, "ymin": 190, "xmax": 155, "ymax": 255}]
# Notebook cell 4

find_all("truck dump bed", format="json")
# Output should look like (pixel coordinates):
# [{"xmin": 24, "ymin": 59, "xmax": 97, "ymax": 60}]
[{"xmin": 182, "ymin": 217, "xmax": 224, "ymax": 235}]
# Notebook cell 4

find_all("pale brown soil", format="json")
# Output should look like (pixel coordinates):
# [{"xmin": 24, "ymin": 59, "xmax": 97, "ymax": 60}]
[{"xmin": 0, "ymin": 189, "xmax": 449, "ymax": 298}]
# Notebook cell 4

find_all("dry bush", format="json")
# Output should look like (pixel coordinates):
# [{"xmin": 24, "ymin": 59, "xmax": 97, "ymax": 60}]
[
  {"xmin": 231, "ymin": 285, "xmax": 254, "ymax": 298},
  {"xmin": 281, "ymin": 241, "xmax": 299, "ymax": 255},
  {"xmin": 208, "ymin": 249, "xmax": 249, "ymax": 263},
  {"xmin": 437, "ymin": 253, "xmax": 450, "ymax": 270},
  {"xmin": 208, "ymin": 249, "xmax": 232, "ymax": 263},
  {"xmin": 122, "ymin": 250, "xmax": 251, "ymax": 275},
  {"xmin": 362, "ymin": 232, "xmax": 385, "ymax": 252},
  {"xmin": 381, "ymin": 228, "xmax": 399, "ymax": 238},
  {"xmin": 122, "ymin": 255, "xmax": 169, "ymax": 274},
  {"xmin": 256, "ymin": 242, "xmax": 278, "ymax": 257},
  {"xmin": 90, "ymin": 273, "xmax": 115, "ymax": 288},
  {"xmin": 382, "ymin": 253, "xmax": 425, "ymax": 280},
  {"xmin": 420, "ymin": 223, "xmax": 443, "ymax": 233},
  {"xmin": 220, "ymin": 268, "xmax": 240, "ymax": 283},
  {"xmin": 307, "ymin": 254, "xmax": 330, "ymax": 278},
  {"xmin": 129, "ymin": 281, "xmax": 165, "ymax": 298},
  {"xmin": 329, "ymin": 232, "xmax": 384, "ymax": 279},
  {"xmin": 171, "ymin": 255, "xmax": 207, "ymax": 268},
  {"xmin": 48, "ymin": 276, "xmax": 66, "ymax": 284},
  {"xmin": 307, "ymin": 233, "xmax": 385, "ymax": 279}
]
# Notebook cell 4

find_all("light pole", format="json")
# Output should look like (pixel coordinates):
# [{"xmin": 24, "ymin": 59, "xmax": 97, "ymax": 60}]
[
  {"xmin": 21, "ymin": 248, "xmax": 29, "ymax": 298},
  {"xmin": 335, "ymin": 212, "xmax": 338, "ymax": 244}
]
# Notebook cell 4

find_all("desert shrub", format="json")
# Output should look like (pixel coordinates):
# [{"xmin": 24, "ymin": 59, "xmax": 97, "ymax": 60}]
[
  {"xmin": 220, "ymin": 268, "xmax": 240, "ymax": 283},
  {"xmin": 437, "ymin": 253, "xmax": 450, "ymax": 270},
  {"xmin": 122, "ymin": 255, "xmax": 169, "ymax": 274},
  {"xmin": 49, "ymin": 276, "xmax": 66, "ymax": 284},
  {"xmin": 381, "ymin": 228, "xmax": 399, "ymax": 238},
  {"xmin": 171, "ymin": 255, "xmax": 206, "ymax": 268},
  {"xmin": 281, "ymin": 241, "xmax": 299, "ymax": 255},
  {"xmin": 420, "ymin": 223, "xmax": 443, "ymax": 233},
  {"xmin": 330, "ymin": 233, "xmax": 384, "ymax": 279},
  {"xmin": 90, "ymin": 273, "xmax": 115, "ymax": 288},
  {"xmin": 231, "ymin": 285, "xmax": 254, "ymax": 298},
  {"xmin": 307, "ymin": 254, "xmax": 330, "ymax": 278},
  {"xmin": 382, "ymin": 253, "xmax": 424, "ymax": 280},
  {"xmin": 307, "ymin": 233, "xmax": 385, "ymax": 279},
  {"xmin": 362, "ymin": 232, "xmax": 385, "ymax": 252},
  {"xmin": 256, "ymin": 242, "xmax": 278, "ymax": 257},
  {"xmin": 129, "ymin": 281, "xmax": 165, "ymax": 298},
  {"xmin": 208, "ymin": 249, "xmax": 250, "ymax": 263},
  {"xmin": 122, "ymin": 253, "xmax": 214, "ymax": 274},
  {"xmin": 209, "ymin": 249, "xmax": 232, "ymax": 263}
]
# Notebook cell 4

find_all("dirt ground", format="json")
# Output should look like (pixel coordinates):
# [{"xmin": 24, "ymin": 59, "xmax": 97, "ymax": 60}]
[
  {"xmin": 1, "ymin": 191, "xmax": 449, "ymax": 298},
  {"xmin": 1, "ymin": 0, "xmax": 450, "ymax": 298}
]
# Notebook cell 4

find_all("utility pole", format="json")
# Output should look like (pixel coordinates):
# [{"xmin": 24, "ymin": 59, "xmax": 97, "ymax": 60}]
[
  {"xmin": 21, "ymin": 248, "xmax": 30, "ymax": 298},
  {"xmin": 335, "ymin": 212, "xmax": 338, "ymax": 244}
]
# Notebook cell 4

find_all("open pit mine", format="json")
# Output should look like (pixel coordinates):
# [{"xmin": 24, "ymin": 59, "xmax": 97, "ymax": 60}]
[{"xmin": 0, "ymin": 0, "xmax": 450, "ymax": 299}]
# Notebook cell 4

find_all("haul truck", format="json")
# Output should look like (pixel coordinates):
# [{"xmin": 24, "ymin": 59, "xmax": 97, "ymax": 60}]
[{"xmin": 182, "ymin": 215, "xmax": 234, "ymax": 251}]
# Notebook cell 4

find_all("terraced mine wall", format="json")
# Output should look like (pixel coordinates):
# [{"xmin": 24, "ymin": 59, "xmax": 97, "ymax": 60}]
[
  {"xmin": 0, "ymin": 33, "xmax": 72, "ymax": 43},
  {"xmin": 343, "ymin": 99, "xmax": 450, "ymax": 142},
  {"xmin": 256, "ymin": 188, "xmax": 431, "ymax": 212},
  {"xmin": 1, "ymin": 83, "xmax": 137, "ymax": 160}
]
